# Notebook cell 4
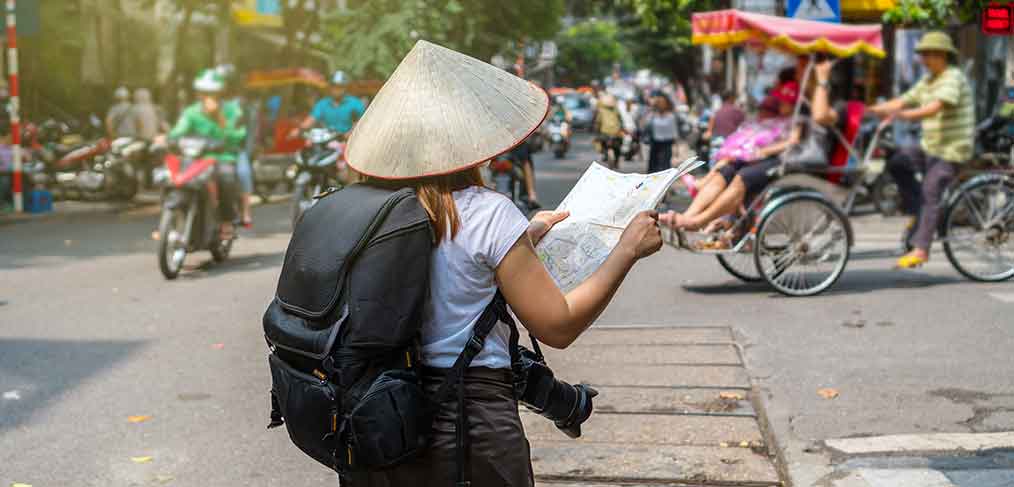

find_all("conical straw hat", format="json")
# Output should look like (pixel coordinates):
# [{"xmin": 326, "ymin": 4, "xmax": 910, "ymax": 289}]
[{"xmin": 346, "ymin": 40, "xmax": 549, "ymax": 180}]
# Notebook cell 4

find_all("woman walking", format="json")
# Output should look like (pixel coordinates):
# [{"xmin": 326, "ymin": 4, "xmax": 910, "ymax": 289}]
[
  {"xmin": 644, "ymin": 92, "xmax": 679, "ymax": 173},
  {"xmin": 339, "ymin": 40, "xmax": 664, "ymax": 486}
]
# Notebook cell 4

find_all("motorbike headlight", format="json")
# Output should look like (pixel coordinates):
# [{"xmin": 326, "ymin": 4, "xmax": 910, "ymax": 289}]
[{"xmin": 152, "ymin": 167, "xmax": 170, "ymax": 186}]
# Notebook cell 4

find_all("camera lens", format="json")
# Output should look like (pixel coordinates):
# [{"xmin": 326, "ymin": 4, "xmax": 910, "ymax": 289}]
[{"xmin": 515, "ymin": 346, "xmax": 599, "ymax": 438}]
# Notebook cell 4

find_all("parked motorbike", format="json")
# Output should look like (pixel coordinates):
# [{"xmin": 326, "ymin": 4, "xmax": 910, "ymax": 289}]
[
  {"xmin": 975, "ymin": 114, "xmax": 1014, "ymax": 165},
  {"xmin": 290, "ymin": 128, "xmax": 344, "ymax": 227},
  {"xmin": 152, "ymin": 136, "xmax": 235, "ymax": 280},
  {"xmin": 21, "ymin": 116, "xmax": 147, "ymax": 201}
]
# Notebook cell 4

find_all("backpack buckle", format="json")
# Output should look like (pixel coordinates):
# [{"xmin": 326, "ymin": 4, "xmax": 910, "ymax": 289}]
[
  {"xmin": 322, "ymin": 356, "xmax": 338, "ymax": 375},
  {"xmin": 464, "ymin": 335, "xmax": 485, "ymax": 358}
]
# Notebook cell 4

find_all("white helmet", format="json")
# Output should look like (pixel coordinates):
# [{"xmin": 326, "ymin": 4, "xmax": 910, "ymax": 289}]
[
  {"xmin": 331, "ymin": 70, "xmax": 348, "ymax": 86},
  {"xmin": 193, "ymin": 69, "xmax": 225, "ymax": 93},
  {"xmin": 114, "ymin": 86, "xmax": 130, "ymax": 101}
]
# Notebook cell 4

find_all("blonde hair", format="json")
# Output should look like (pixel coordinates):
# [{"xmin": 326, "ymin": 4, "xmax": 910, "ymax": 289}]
[{"xmin": 358, "ymin": 166, "xmax": 486, "ymax": 243}]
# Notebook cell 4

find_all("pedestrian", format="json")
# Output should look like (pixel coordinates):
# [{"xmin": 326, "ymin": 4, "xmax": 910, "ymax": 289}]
[
  {"xmin": 870, "ymin": 31, "xmax": 974, "ymax": 269},
  {"xmin": 644, "ymin": 92, "xmax": 679, "ymax": 173},
  {"xmin": 336, "ymin": 40, "xmax": 663, "ymax": 486},
  {"xmin": 130, "ymin": 88, "xmax": 168, "ymax": 141},
  {"xmin": 705, "ymin": 91, "xmax": 745, "ymax": 141},
  {"xmin": 105, "ymin": 86, "xmax": 135, "ymax": 139}
]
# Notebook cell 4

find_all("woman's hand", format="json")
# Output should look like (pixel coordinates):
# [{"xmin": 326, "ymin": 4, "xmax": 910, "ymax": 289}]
[
  {"xmin": 618, "ymin": 210, "xmax": 662, "ymax": 260},
  {"xmin": 814, "ymin": 60, "xmax": 835, "ymax": 83},
  {"xmin": 527, "ymin": 210, "xmax": 570, "ymax": 246}
]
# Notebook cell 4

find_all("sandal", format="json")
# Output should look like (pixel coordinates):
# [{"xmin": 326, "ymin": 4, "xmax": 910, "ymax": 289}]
[{"xmin": 895, "ymin": 253, "xmax": 927, "ymax": 269}]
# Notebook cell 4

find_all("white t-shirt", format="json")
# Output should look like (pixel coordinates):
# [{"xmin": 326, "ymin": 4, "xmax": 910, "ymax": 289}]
[{"xmin": 420, "ymin": 186, "xmax": 530, "ymax": 369}]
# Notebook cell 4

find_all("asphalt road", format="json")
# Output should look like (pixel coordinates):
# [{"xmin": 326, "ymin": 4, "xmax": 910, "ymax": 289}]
[{"xmin": 2, "ymin": 133, "xmax": 1013, "ymax": 487}]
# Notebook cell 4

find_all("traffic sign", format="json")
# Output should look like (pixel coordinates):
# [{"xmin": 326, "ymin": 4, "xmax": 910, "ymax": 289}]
[{"xmin": 787, "ymin": 0, "xmax": 840, "ymax": 23}]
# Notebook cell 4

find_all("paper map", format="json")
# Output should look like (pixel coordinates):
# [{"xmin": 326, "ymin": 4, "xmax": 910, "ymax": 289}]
[{"xmin": 536, "ymin": 158, "xmax": 703, "ymax": 292}]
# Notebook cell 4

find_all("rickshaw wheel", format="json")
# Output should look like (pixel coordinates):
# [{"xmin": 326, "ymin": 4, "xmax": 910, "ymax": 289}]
[
  {"xmin": 717, "ymin": 254, "xmax": 762, "ymax": 282},
  {"xmin": 942, "ymin": 178, "xmax": 1014, "ymax": 282},
  {"xmin": 754, "ymin": 194, "xmax": 850, "ymax": 297}
]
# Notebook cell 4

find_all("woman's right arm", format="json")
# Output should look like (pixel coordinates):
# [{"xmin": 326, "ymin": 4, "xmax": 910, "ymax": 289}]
[{"xmin": 495, "ymin": 211, "xmax": 662, "ymax": 349}]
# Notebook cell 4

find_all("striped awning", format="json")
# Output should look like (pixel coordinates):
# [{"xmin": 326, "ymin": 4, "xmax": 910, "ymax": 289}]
[{"xmin": 692, "ymin": 9, "xmax": 886, "ymax": 58}]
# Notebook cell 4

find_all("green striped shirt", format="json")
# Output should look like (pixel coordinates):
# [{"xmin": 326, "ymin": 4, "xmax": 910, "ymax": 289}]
[{"xmin": 901, "ymin": 66, "xmax": 975, "ymax": 163}]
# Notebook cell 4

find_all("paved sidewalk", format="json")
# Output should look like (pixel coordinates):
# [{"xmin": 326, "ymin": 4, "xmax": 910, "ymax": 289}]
[{"xmin": 524, "ymin": 326, "xmax": 783, "ymax": 486}]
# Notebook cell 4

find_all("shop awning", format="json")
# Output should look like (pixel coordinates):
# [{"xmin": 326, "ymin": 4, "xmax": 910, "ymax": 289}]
[
  {"xmin": 692, "ymin": 9, "xmax": 886, "ymax": 58},
  {"xmin": 841, "ymin": 0, "xmax": 896, "ymax": 20}
]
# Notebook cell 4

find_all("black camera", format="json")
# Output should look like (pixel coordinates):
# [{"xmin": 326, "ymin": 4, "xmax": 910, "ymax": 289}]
[{"xmin": 512, "ymin": 344, "xmax": 598, "ymax": 438}]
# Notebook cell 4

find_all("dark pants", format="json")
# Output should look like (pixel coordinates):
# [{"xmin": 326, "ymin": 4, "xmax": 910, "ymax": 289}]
[
  {"xmin": 648, "ymin": 140, "xmax": 673, "ymax": 173},
  {"xmin": 215, "ymin": 164, "xmax": 239, "ymax": 222},
  {"xmin": 342, "ymin": 367, "xmax": 533, "ymax": 487},
  {"xmin": 887, "ymin": 147, "xmax": 958, "ymax": 251}
]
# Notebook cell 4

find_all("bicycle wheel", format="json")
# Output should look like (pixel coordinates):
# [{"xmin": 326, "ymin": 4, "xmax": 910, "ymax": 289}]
[
  {"xmin": 754, "ymin": 195, "xmax": 850, "ymax": 297},
  {"xmin": 942, "ymin": 178, "xmax": 1014, "ymax": 282},
  {"xmin": 717, "ymin": 253, "xmax": 762, "ymax": 282}
]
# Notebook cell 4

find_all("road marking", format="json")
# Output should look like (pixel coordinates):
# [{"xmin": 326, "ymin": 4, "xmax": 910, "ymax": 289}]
[
  {"xmin": 826, "ymin": 431, "xmax": 1014, "ymax": 456},
  {"xmin": 3, "ymin": 389, "xmax": 21, "ymax": 400},
  {"xmin": 989, "ymin": 292, "xmax": 1014, "ymax": 303},
  {"xmin": 856, "ymin": 468, "xmax": 955, "ymax": 487}
]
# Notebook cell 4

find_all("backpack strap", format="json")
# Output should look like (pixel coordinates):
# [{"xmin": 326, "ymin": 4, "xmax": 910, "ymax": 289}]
[{"xmin": 431, "ymin": 291, "xmax": 514, "ymax": 487}]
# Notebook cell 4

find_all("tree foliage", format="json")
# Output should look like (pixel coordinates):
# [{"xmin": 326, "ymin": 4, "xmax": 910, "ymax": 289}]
[
  {"xmin": 882, "ymin": 0, "xmax": 986, "ymax": 27},
  {"xmin": 556, "ymin": 20, "xmax": 627, "ymax": 86},
  {"xmin": 324, "ymin": 0, "xmax": 564, "ymax": 79}
]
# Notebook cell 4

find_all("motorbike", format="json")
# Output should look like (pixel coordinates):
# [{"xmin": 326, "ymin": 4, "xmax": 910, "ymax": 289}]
[
  {"xmin": 975, "ymin": 114, "xmax": 1014, "ymax": 165},
  {"xmin": 152, "ymin": 136, "xmax": 235, "ymax": 280},
  {"xmin": 21, "ymin": 116, "xmax": 146, "ymax": 201},
  {"xmin": 290, "ymin": 127, "xmax": 344, "ymax": 227},
  {"xmin": 490, "ymin": 150, "xmax": 537, "ymax": 212},
  {"xmin": 547, "ymin": 118, "xmax": 570, "ymax": 159}
]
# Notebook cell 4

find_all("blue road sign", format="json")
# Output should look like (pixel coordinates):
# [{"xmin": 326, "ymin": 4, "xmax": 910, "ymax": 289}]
[{"xmin": 787, "ymin": 0, "xmax": 840, "ymax": 23}]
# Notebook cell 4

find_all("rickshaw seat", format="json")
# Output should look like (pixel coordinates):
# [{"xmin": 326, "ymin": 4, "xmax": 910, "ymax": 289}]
[
  {"xmin": 769, "ymin": 173, "xmax": 851, "ymax": 207},
  {"xmin": 828, "ymin": 101, "xmax": 866, "ymax": 184}
]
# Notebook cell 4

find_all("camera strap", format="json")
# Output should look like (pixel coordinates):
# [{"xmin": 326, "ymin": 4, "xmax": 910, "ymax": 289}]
[{"xmin": 432, "ymin": 291, "xmax": 513, "ymax": 487}]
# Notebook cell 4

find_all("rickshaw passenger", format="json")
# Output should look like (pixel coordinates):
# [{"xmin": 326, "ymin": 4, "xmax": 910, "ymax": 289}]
[
  {"xmin": 662, "ymin": 60, "xmax": 843, "ymax": 235},
  {"xmin": 691, "ymin": 94, "xmax": 792, "ymax": 191}
]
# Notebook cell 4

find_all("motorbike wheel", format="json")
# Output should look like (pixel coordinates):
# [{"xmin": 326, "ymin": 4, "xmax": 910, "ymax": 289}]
[
  {"xmin": 872, "ymin": 172, "xmax": 901, "ymax": 217},
  {"xmin": 210, "ymin": 236, "xmax": 233, "ymax": 263},
  {"xmin": 554, "ymin": 147, "xmax": 566, "ymax": 159},
  {"xmin": 157, "ymin": 208, "xmax": 187, "ymax": 280}
]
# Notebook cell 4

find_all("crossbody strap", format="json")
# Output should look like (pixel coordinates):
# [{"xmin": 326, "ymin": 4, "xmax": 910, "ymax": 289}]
[{"xmin": 430, "ymin": 291, "xmax": 514, "ymax": 487}]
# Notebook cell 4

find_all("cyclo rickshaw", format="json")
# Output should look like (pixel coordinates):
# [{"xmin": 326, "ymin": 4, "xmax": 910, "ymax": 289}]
[{"xmin": 667, "ymin": 10, "xmax": 1014, "ymax": 296}]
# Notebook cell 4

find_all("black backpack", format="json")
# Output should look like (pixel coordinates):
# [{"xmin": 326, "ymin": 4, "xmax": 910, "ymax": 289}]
[{"xmin": 263, "ymin": 183, "xmax": 513, "ymax": 476}]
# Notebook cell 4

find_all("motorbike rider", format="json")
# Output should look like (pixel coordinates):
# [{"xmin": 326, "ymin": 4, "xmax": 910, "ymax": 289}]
[
  {"xmin": 869, "ymin": 31, "xmax": 974, "ymax": 269},
  {"xmin": 550, "ymin": 95, "xmax": 572, "ymax": 139},
  {"xmin": 291, "ymin": 70, "xmax": 365, "ymax": 184},
  {"xmin": 216, "ymin": 64, "xmax": 256, "ymax": 228},
  {"xmin": 165, "ymin": 69, "xmax": 246, "ymax": 241},
  {"xmin": 295, "ymin": 70, "xmax": 365, "ymax": 136},
  {"xmin": 594, "ymin": 93, "xmax": 624, "ymax": 168}
]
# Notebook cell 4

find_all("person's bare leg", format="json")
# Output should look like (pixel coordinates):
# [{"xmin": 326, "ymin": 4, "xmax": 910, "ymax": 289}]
[
  {"xmin": 522, "ymin": 161, "xmax": 539, "ymax": 203},
  {"xmin": 240, "ymin": 193, "xmax": 252, "ymax": 225},
  {"xmin": 682, "ymin": 176, "xmax": 747, "ymax": 230},
  {"xmin": 684, "ymin": 174, "xmax": 728, "ymax": 217}
]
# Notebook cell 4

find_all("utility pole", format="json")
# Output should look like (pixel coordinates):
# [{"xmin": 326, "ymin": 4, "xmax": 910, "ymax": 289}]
[{"xmin": 6, "ymin": 0, "xmax": 20, "ymax": 212}]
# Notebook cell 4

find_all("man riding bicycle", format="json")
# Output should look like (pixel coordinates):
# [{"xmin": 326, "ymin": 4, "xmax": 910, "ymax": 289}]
[
  {"xmin": 166, "ymin": 69, "xmax": 246, "ymax": 240},
  {"xmin": 870, "ymin": 31, "xmax": 974, "ymax": 269}
]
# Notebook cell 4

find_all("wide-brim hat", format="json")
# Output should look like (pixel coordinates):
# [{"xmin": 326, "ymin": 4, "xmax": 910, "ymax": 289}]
[
  {"xmin": 914, "ymin": 31, "xmax": 957, "ymax": 55},
  {"xmin": 346, "ymin": 40, "xmax": 549, "ymax": 180}
]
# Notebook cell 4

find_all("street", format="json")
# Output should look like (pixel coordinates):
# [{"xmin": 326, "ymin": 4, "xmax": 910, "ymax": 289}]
[{"xmin": 3, "ymin": 134, "xmax": 1014, "ymax": 487}]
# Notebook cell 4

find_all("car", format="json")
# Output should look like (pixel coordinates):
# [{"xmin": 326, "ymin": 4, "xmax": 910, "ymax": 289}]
[{"xmin": 563, "ymin": 93, "xmax": 595, "ymax": 131}]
